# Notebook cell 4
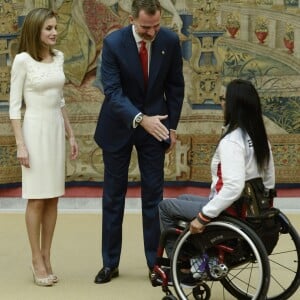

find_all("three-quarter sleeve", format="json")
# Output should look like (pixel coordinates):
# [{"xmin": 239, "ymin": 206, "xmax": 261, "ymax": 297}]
[
  {"xmin": 57, "ymin": 50, "xmax": 65, "ymax": 108},
  {"xmin": 60, "ymin": 90, "xmax": 65, "ymax": 107},
  {"xmin": 60, "ymin": 97, "xmax": 65, "ymax": 108},
  {"xmin": 9, "ymin": 54, "xmax": 27, "ymax": 119}
]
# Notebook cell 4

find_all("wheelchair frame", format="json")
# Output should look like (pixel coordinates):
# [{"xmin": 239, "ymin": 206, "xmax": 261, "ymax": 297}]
[{"xmin": 150, "ymin": 211, "xmax": 300, "ymax": 300}]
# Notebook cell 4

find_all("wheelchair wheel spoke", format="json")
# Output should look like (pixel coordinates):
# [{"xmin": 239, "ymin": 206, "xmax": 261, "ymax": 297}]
[
  {"xmin": 269, "ymin": 257, "xmax": 297, "ymax": 273},
  {"xmin": 226, "ymin": 265, "xmax": 258, "ymax": 292},
  {"xmin": 270, "ymin": 273, "xmax": 286, "ymax": 291}
]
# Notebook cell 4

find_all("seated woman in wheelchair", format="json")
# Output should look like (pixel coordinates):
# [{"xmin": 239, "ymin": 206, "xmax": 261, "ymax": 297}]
[{"xmin": 159, "ymin": 78, "xmax": 275, "ymax": 257}]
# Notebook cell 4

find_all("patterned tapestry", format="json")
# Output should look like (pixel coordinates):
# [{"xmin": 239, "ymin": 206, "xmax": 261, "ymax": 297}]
[{"xmin": 0, "ymin": 0, "xmax": 299, "ymax": 187}]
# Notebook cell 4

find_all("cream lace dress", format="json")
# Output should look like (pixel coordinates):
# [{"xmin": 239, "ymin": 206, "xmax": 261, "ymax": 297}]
[{"xmin": 9, "ymin": 50, "xmax": 66, "ymax": 199}]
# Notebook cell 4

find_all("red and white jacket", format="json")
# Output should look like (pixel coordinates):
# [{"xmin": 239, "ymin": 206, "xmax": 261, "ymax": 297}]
[{"xmin": 202, "ymin": 127, "xmax": 275, "ymax": 219}]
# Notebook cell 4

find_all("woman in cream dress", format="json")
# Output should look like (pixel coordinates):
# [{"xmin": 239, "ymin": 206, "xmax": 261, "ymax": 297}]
[{"xmin": 9, "ymin": 8, "xmax": 78, "ymax": 286}]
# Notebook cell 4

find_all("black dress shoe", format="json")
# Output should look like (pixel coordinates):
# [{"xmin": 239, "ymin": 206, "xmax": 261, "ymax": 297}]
[{"xmin": 94, "ymin": 267, "xmax": 119, "ymax": 284}]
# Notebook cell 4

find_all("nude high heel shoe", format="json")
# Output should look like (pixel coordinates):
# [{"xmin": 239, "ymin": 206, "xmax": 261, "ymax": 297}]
[
  {"xmin": 49, "ymin": 274, "xmax": 59, "ymax": 283},
  {"xmin": 31, "ymin": 265, "xmax": 53, "ymax": 286}
]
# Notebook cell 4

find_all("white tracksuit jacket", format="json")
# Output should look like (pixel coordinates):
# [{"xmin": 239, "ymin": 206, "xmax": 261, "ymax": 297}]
[{"xmin": 202, "ymin": 127, "xmax": 275, "ymax": 219}]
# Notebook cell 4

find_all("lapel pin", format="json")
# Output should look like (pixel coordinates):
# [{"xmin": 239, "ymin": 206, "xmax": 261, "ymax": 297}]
[{"xmin": 162, "ymin": 50, "xmax": 165, "ymax": 55}]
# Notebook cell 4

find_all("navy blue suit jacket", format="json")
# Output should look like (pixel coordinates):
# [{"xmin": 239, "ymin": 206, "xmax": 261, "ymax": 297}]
[{"xmin": 94, "ymin": 25, "xmax": 184, "ymax": 152}]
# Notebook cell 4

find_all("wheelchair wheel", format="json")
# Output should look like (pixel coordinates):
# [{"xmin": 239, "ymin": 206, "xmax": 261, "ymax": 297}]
[
  {"xmin": 192, "ymin": 283, "xmax": 210, "ymax": 300},
  {"xmin": 265, "ymin": 212, "xmax": 300, "ymax": 300},
  {"xmin": 171, "ymin": 216, "xmax": 270, "ymax": 300}
]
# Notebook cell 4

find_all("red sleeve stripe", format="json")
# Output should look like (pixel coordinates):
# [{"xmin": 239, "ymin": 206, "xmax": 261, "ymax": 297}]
[{"xmin": 198, "ymin": 212, "xmax": 211, "ymax": 223}]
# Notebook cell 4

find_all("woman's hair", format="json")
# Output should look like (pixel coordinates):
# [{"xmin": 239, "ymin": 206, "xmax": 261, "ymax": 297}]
[
  {"xmin": 222, "ymin": 79, "xmax": 270, "ymax": 171},
  {"xmin": 131, "ymin": 0, "xmax": 162, "ymax": 19},
  {"xmin": 18, "ymin": 8, "xmax": 57, "ymax": 61}
]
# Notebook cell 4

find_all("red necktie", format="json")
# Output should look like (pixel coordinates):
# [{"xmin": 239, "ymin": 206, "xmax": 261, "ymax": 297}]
[{"xmin": 139, "ymin": 40, "xmax": 148, "ymax": 87}]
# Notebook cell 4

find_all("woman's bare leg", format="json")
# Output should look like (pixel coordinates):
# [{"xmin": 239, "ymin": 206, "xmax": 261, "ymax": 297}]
[
  {"xmin": 25, "ymin": 199, "xmax": 48, "ymax": 278},
  {"xmin": 41, "ymin": 197, "xmax": 59, "ymax": 275}
]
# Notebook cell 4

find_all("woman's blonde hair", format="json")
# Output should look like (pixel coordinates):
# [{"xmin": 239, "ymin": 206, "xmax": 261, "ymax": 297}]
[{"xmin": 18, "ymin": 8, "xmax": 57, "ymax": 61}]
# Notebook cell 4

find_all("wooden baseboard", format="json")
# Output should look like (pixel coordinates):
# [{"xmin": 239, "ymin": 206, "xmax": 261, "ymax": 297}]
[{"xmin": 0, "ymin": 186, "xmax": 298, "ymax": 198}]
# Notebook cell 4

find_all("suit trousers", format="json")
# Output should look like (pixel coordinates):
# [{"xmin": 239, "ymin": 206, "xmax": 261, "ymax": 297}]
[{"xmin": 101, "ymin": 128, "xmax": 166, "ymax": 269}]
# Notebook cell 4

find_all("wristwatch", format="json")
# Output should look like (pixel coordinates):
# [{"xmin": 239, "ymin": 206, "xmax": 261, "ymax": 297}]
[{"xmin": 135, "ymin": 113, "xmax": 144, "ymax": 126}]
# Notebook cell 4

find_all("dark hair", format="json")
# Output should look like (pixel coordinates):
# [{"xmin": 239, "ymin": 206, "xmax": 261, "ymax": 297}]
[
  {"xmin": 222, "ymin": 79, "xmax": 270, "ymax": 171},
  {"xmin": 131, "ymin": 0, "xmax": 162, "ymax": 19},
  {"xmin": 18, "ymin": 8, "xmax": 57, "ymax": 61}
]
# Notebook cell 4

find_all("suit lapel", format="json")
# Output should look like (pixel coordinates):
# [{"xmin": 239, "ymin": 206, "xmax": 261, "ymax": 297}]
[{"xmin": 148, "ymin": 31, "xmax": 165, "ymax": 92}]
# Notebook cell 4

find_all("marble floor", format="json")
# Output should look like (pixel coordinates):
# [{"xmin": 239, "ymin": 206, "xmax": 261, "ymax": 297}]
[
  {"xmin": 0, "ymin": 197, "xmax": 299, "ymax": 213},
  {"xmin": 0, "ymin": 197, "xmax": 299, "ymax": 299}
]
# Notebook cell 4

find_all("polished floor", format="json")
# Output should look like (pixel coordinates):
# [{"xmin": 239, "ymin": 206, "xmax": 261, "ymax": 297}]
[{"xmin": 0, "ymin": 198, "xmax": 299, "ymax": 300}]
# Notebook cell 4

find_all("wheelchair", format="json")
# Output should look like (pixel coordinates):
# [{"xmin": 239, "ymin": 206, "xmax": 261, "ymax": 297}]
[{"xmin": 150, "ymin": 211, "xmax": 300, "ymax": 300}]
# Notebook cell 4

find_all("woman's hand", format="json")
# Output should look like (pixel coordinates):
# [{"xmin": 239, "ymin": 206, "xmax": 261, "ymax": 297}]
[
  {"xmin": 189, "ymin": 218, "xmax": 205, "ymax": 234},
  {"xmin": 17, "ymin": 143, "xmax": 30, "ymax": 168},
  {"xmin": 69, "ymin": 136, "xmax": 79, "ymax": 160}
]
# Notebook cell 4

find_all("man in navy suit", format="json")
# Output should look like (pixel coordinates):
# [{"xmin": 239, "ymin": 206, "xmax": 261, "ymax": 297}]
[{"xmin": 94, "ymin": 0, "xmax": 184, "ymax": 284}]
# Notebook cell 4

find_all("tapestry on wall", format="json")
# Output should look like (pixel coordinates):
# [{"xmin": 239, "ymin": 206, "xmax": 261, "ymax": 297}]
[{"xmin": 0, "ymin": 0, "xmax": 299, "ymax": 187}]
